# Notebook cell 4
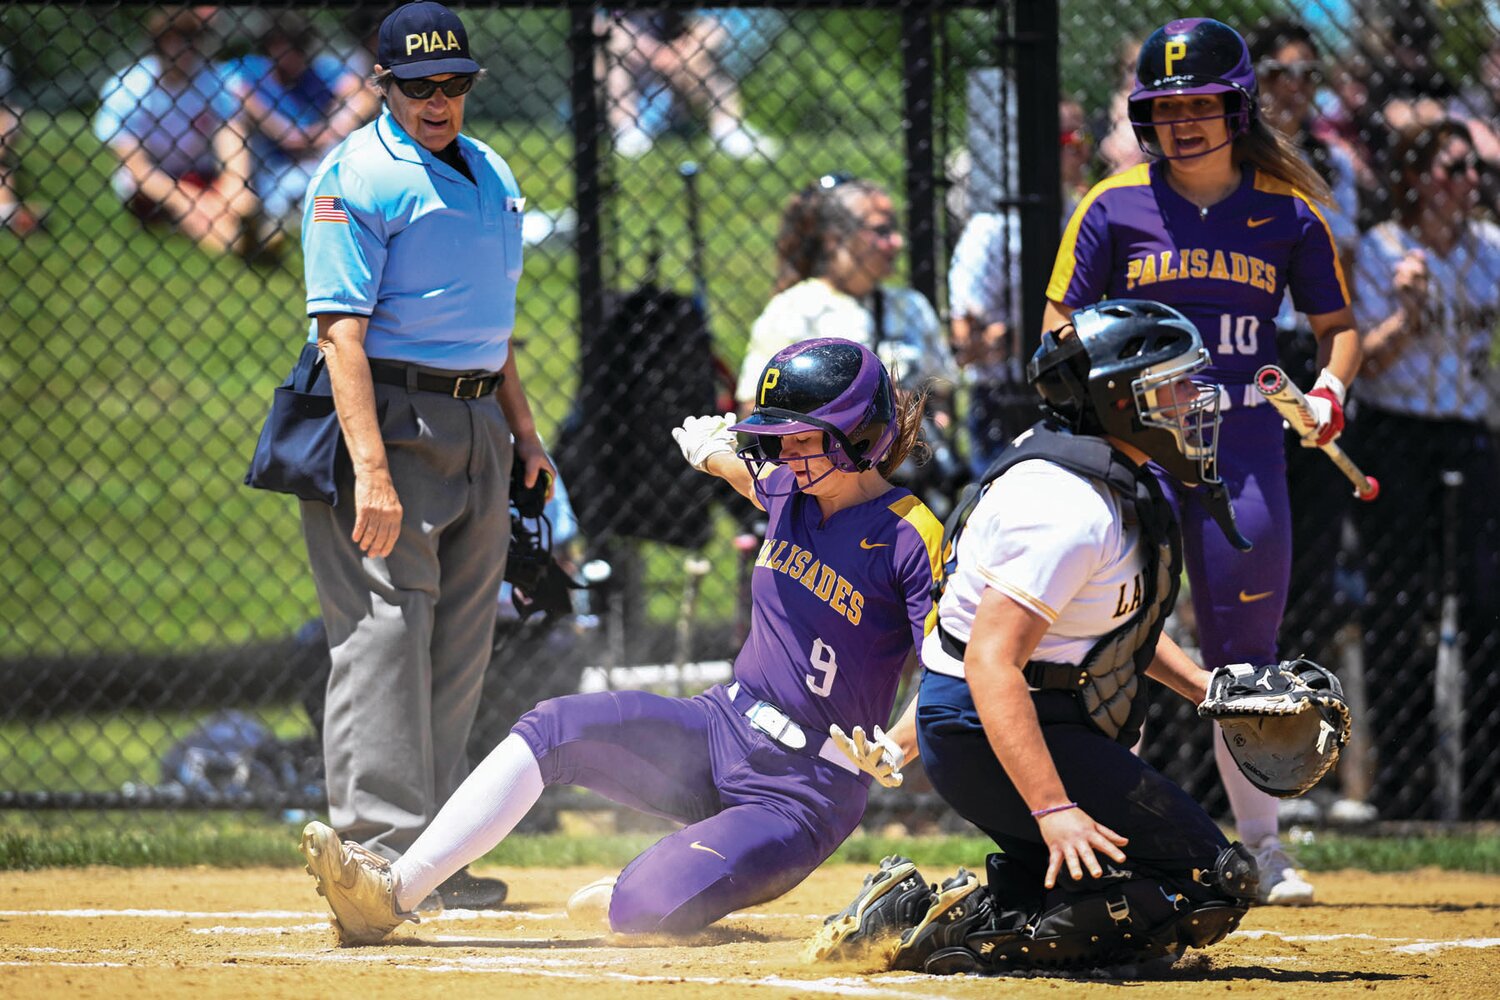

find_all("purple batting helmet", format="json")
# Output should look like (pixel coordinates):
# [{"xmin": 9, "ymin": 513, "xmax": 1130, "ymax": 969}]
[
  {"xmin": 1128, "ymin": 18, "xmax": 1258, "ymax": 160},
  {"xmin": 732, "ymin": 338, "xmax": 897, "ymax": 497}
]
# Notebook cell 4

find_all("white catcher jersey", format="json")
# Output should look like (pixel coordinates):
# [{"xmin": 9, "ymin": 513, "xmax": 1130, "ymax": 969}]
[{"xmin": 922, "ymin": 458, "xmax": 1149, "ymax": 678}]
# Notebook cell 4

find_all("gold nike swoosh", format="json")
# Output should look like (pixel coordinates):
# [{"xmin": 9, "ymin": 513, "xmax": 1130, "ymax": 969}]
[
  {"xmin": 1247, "ymin": 216, "xmax": 1274, "ymax": 228},
  {"xmin": 689, "ymin": 841, "xmax": 727, "ymax": 860},
  {"xmin": 1239, "ymin": 590, "xmax": 1275, "ymax": 603},
  {"xmin": 860, "ymin": 538, "xmax": 890, "ymax": 549}
]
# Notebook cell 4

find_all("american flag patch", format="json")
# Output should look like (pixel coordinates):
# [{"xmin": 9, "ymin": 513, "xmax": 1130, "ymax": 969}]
[{"xmin": 312, "ymin": 196, "xmax": 349, "ymax": 224}]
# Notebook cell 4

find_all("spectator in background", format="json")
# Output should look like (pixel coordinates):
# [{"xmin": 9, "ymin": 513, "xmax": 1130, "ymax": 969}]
[
  {"xmin": 1096, "ymin": 36, "xmax": 1149, "ymax": 176},
  {"xmin": 947, "ymin": 99, "xmax": 1092, "ymax": 473},
  {"xmin": 230, "ymin": 14, "xmax": 367, "ymax": 230},
  {"xmin": 94, "ymin": 6, "xmax": 257, "ymax": 257},
  {"xmin": 602, "ymin": 8, "xmax": 780, "ymax": 160},
  {"xmin": 1347, "ymin": 119, "xmax": 1500, "ymax": 818},
  {"xmin": 0, "ymin": 45, "xmax": 43, "ymax": 236}
]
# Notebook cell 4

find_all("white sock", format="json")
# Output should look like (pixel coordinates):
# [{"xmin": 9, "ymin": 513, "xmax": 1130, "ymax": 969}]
[
  {"xmin": 391, "ymin": 733, "xmax": 544, "ymax": 912},
  {"xmin": 1214, "ymin": 734, "xmax": 1279, "ymax": 848}
]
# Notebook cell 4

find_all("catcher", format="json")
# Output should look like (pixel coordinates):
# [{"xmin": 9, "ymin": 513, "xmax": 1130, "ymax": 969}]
[{"xmin": 807, "ymin": 301, "xmax": 1352, "ymax": 976}]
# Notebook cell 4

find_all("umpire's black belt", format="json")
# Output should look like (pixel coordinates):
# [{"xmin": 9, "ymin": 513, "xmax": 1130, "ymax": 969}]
[
  {"xmin": 369, "ymin": 360, "xmax": 504, "ymax": 399},
  {"xmin": 938, "ymin": 625, "xmax": 1089, "ymax": 689}
]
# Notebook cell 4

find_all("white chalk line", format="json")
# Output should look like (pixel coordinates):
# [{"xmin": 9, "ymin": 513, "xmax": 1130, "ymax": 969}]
[{"xmin": 1392, "ymin": 937, "xmax": 1500, "ymax": 954}]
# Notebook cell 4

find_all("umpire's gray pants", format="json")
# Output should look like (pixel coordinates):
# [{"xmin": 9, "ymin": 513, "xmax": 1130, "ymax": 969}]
[{"xmin": 300, "ymin": 382, "xmax": 512, "ymax": 859}]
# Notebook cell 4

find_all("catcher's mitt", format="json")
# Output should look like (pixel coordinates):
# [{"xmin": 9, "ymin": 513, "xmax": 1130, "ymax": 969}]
[{"xmin": 1197, "ymin": 658, "xmax": 1353, "ymax": 798}]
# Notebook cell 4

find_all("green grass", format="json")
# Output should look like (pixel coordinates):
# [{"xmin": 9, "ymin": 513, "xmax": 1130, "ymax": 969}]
[{"xmin": 3, "ymin": 810, "xmax": 1498, "ymax": 874}]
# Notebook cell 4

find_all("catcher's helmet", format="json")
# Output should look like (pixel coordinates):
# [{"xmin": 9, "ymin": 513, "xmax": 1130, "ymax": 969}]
[
  {"xmin": 1028, "ymin": 300, "xmax": 1221, "ymax": 487},
  {"xmin": 732, "ymin": 337, "xmax": 896, "ymax": 496},
  {"xmin": 1128, "ymin": 17, "xmax": 1258, "ymax": 160}
]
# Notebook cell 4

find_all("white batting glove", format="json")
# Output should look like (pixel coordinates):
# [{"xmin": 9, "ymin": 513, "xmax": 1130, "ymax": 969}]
[
  {"xmin": 829, "ymin": 724, "xmax": 905, "ymax": 788},
  {"xmin": 671, "ymin": 412, "xmax": 738, "ymax": 472}
]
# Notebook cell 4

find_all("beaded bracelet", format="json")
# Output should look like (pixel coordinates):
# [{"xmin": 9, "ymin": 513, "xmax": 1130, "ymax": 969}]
[{"xmin": 1030, "ymin": 801, "xmax": 1079, "ymax": 819}]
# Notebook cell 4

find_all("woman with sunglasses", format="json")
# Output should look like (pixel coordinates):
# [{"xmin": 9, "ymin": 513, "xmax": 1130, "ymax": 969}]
[
  {"xmin": 1347, "ymin": 119, "xmax": 1500, "ymax": 819},
  {"xmin": 1043, "ymin": 17, "xmax": 1363, "ymax": 906},
  {"xmin": 294, "ymin": 1, "xmax": 555, "ymax": 920},
  {"xmin": 298, "ymin": 337, "xmax": 944, "ymax": 944}
]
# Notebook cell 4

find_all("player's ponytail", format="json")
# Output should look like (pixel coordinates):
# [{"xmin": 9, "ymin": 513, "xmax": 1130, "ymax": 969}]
[
  {"xmin": 877, "ymin": 382, "xmax": 928, "ymax": 478},
  {"xmin": 1235, "ymin": 120, "xmax": 1335, "ymax": 207}
]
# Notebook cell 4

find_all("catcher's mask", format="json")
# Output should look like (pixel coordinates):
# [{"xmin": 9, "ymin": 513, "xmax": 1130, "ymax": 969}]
[
  {"xmin": 1128, "ymin": 17, "xmax": 1258, "ymax": 160},
  {"xmin": 1028, "ymin": 300, "xmax": 1221, "ymax": 488},
  {"xmin": 732, "ymin": 338, "xmax": 896, "ymax": 499}
]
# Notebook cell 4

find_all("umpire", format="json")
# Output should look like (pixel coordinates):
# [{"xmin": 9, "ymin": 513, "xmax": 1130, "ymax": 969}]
[{"xmin": 298, "ymin": 1, "xmax": 552, "ymax": 909}]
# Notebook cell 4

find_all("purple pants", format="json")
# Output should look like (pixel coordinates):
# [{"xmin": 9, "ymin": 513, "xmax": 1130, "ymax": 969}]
[
  {"xmin": 1157, "ymin": 412, "xmax": 1291, "ymax": 670},
  {"xmin": 510, "ymin": 684, "xmax": 869, "ymax": 933}
]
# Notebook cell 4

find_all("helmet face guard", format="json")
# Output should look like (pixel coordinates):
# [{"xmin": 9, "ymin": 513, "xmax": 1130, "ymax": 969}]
[
  {"xmin": 1129, "ymin": 349, "xmax": 1222, "ymax": 486},
  {"xmin": 1128, "ymin": 17, "xmax": 1258, "ymax": 160},
  {"xmin": 1029, "ymin": 300, "xmax": 1223, "ymax": 488},
  {"xmin": 731, "ymin": 338, "xmax": 896, "ymax": 499}
]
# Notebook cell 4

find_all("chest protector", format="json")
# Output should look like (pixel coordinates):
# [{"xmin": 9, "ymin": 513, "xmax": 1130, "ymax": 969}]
[{"xmin": 936, "ymin": 421, "xmax": 1182, "ymax": 745}]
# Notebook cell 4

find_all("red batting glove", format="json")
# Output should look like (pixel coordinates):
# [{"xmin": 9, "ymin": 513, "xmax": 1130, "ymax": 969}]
[{"xmin": 1304, "ymin": 387, "xmax": 1345, "ymax": 447}]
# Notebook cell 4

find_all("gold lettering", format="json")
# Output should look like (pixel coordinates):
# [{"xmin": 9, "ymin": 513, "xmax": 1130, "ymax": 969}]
[
  {"xmin": 1249, "ymin": 257, "xmax": 1267, "ymax": 292},
  {"xmin": 405, "ymin": 32, "xmax": 424, "ymax": 55},
  {"xmin": 1264, "ymin": 262, "xmax": 1277, "ymax": 292},
  {"xmin": 814, "ymin": 565, "xmax": 838, "ymax": 601},
  {"xmin": 847, "ymin": 591, "xmax": 864, "ymax": 626},
  {"xmin": 1126, "ymin": 257, "xmax": 1143, "ymax": 291},
  {"xmin": 426, "ymin": 30, "xmax": 444, "ymax": 51},
  {"xmin": 765, "ymin": 540, "xmax": 789, "ymax": 572},
  {"xmin": 1209, "ymin": 250, "xmax": 1230, "ymax": 280},
  {"xmin": 800, "ymin": 560, "xmax": 822, "ymax": 592},
  {"xmin": 1189, "ymin": 248, "xmax": 1209, "ymax": 278},
  {"xmin": 831, "ymin": 576, "xmax": 853, "ymax": 614},
  {"xmin": 445, "ymin": 29, "xmax": 460, "ymax": 50},
  {"xmin": 787, "ymin": 547, "xmax": 812, "ymax": 581},
  {"xmin": 1230, "ymin": 253, "xmax": 1249, "ymax": 283},
  {"xmin": 1158, "ymin": 250, "xmax": 1177, "ymax": 282},
  {"xmin": 755, "ymin": 538, "xmax": 776, "ymax": 567},
  {"xmin": 1139, "ymin": 253, "xmax": 1158, "ymax": 286}
]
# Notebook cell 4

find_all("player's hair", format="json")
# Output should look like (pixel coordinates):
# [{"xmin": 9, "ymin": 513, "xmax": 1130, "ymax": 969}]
[
  {"xmin": 878, "ymin": 382, "xmax": 927, "ymax": 478},
  {"xmin": 1390, "ymin": 118, "xmax": 1476, "ymax": 227},
  {"xmin": 772, "ymin": 177, "xmax": 886, "ymax": 294},
  {"xmin": 1234, "ymin": 118, "xmax": 1335, "ymax": 207}
]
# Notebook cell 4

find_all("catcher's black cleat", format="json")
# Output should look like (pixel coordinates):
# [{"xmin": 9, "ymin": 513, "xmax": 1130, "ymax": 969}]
[
  {"xmin": 890, "ymin": 867, "xmax": 994, "ymax": 972},
  {"xmin": 435, "ymin": 866, "xmax": 509, "ymax": 910},
  {"xmin": 804, "ymin": 855, "xmax": 933, "ymax": 962}
]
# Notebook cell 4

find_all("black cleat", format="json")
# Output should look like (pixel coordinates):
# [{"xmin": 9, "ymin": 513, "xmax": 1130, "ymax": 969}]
[{"xmin": 804, "ymin": 855, "xmax": 933, "ymax": 962}]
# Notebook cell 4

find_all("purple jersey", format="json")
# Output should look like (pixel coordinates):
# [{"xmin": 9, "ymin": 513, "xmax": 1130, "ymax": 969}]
[
  {"xmin": 732, "ymin": 465, "xmax": 942, "ymax": 737},
  {"xmin": 1049, "ymin": 162, "xmax": 1349, "ymax": 404}
]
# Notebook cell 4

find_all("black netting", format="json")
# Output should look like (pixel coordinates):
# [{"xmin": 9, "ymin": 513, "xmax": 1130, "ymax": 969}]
[{"xmin": 1, "ymin": 1, "xmax": 1496, "ymax": 833}]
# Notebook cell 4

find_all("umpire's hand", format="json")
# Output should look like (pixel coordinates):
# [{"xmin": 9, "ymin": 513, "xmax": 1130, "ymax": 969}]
[{"xmin": 353, "ymin": 468, "xmax": 403, "ymax": 559}]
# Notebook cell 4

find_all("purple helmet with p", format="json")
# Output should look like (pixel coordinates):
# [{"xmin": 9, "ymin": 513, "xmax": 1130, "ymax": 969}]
[
  {"xmin": 732, "ymin": 338, "xmax": 897, "ymax": 497},
  {"xmin": 1129, "ymin": 17, "xmax": 1258, "ymax": 159}
]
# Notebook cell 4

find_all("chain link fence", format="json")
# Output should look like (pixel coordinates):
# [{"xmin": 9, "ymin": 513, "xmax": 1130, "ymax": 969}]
[{"xmin": 1, "ymin": 1, "xmax": 1496, "ymax": 834}]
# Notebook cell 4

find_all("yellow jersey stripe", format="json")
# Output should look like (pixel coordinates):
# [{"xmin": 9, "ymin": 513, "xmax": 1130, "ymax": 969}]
[
  {"xmin": 1253, "ymin": 172, "xmax": 1352, "ymax": 307},
  {"xmin": 888, "ymin": 493, "xmax": 945, "ymax": 635},
  {"xmin": 1048, "ymin": 164, "xmax": 1152, "ymax": 302}
]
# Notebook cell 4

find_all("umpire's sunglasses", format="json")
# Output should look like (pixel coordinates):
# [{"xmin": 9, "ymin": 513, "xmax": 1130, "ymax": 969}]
[{"xmin": 394, "ymin": 74, "xmax": 476, "ymax": 100}]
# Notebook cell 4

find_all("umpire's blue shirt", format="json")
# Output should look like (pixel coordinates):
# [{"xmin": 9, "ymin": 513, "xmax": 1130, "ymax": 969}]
[{"xmin": 302, "ymin": 108, "xmax": 524, "ymax": 372}]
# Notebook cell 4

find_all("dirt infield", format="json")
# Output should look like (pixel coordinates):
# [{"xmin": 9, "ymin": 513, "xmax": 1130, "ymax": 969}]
[{"xmin": 2, "ymin": 864, "xmax": 1497, "ymax": 998}]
